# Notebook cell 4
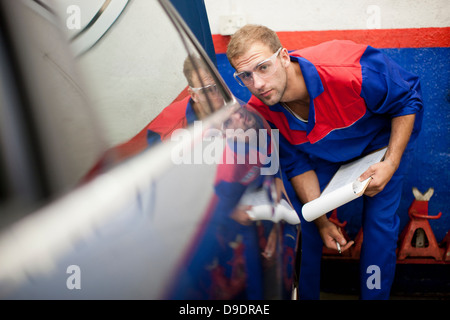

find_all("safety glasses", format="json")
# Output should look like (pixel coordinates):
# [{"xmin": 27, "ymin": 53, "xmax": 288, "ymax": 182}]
[
  {"xmin": 189, "ymin": 83, "xmax": 219, "ymax": 94},
  {"xmin": 233, "ymin": 47, "xmax": 282, "ymax": 87}
]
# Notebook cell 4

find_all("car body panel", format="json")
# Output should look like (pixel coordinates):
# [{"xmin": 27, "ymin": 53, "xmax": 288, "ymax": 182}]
[{"xmin": 0, "ymin": 0, "xmax": 299, "ymax": 299}]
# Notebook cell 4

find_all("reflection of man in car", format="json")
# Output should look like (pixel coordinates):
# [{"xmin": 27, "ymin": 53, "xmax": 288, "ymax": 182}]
[
  {"xmin": 82, "ymin": 55, "xmax": 225, "ymax": 181},
  {"xmin": 177, "ymin": 103, "xmax": 291, "ymax": 299},
  {"xmin": 213, "ymin": 105, "xmax": 269, "ymax": 213},
  {"xmin": 213, "ymin": 103, "xmax": 291, "ymax": 257},
  {"xmin": 146, "ymin": 56, "xmax": 225, "ymax": 145},
  {"xmin": 223, "ymin": 105, "xmax": 258, "ymax": 132}
]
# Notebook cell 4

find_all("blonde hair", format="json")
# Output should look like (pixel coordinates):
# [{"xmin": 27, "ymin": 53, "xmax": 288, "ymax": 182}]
[{"xmin": 226, "ymin": 24, "xmax": 282, "ymax": 68}]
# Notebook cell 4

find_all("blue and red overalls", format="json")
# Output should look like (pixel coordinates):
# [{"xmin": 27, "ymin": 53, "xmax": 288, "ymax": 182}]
[
  {"xmin": 247, "ymin": 40, "xmax": 423, "ymax": 299},
  {"xmin": 146, "ymin": 96, "xmax": 198, "ymax": 145}
]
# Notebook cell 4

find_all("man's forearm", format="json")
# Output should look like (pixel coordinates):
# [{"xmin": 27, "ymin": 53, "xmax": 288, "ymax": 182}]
[
  {"xmin": 384, "ymin": 114, "xmax": 416, "ymax": 169},
  {"xmin": 291, "ymin": 170, "xmax": 352, "ymax": 248},
  {"xmin": 290, "ymin": 170, "xmax": 321, "ymax": 204},
  {"xmin": 290, "ymin": 170, "xmax": 330, "ymax": 227}
]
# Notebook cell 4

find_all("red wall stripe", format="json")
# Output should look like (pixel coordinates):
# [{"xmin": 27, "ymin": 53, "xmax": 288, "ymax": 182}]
[{"xmin": 212, "ymin": 27, "xmax": 450, "ymax": 54}]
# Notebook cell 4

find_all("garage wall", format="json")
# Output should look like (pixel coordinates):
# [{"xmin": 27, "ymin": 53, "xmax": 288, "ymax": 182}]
[{"xmin": 205, "ymin": 0, "xmax": 449, "ymax": 33}]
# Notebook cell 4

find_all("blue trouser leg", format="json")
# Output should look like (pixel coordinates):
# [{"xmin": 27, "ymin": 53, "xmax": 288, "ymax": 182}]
[
  {"xmin": 296, "ymin": 215, "xmax": 324, "ymax": 299},
  {"xmin": 283, "ymin": 175, "xmax": 321, "ymax": 300},
  {"xmin": 359, "ymin": 150, "xmax": 411, "ymax": 299},
  {"xmin": 359, "ymin": 178, "xmax": 402, "ymax": 299},
  {"xmin": 284, "ymin": 162, "xmax": 339, "ymax": 300}
]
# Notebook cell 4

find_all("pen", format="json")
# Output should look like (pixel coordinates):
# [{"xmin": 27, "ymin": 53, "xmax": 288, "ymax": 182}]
[{"xmin": 336, "ymin": 241, "xmax": 341, "ymax": 254}]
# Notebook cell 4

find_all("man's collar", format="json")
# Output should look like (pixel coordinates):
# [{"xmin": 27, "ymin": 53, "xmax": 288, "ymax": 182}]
[
  {"xmin": 186, "ymin": 99, "xmax": 198, "ymax": 123},
  {"xmin": 289, "ymin": 54, "xmax": 324, "ymax": 100}
]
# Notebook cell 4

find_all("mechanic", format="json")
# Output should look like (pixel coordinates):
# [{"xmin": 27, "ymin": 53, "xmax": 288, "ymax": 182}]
[{"xmin": 226, "ymin": 24, "xmax": 423, "ymax": 299}]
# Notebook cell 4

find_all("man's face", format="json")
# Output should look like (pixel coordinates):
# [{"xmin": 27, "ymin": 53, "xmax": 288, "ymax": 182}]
[
  {"xmin": 232, "ymin": 42, "xmax": 288, "ymax": 106},
  {"xmin": 223, "ymin": 107, "xmax": 257, "ymax": 132},
  {"xmin": 190, "ymin": 70, "xmax": 225, "ymax": 117},
  {"xmin": 223, "ymin": 107, "xmax": 260, "ymax": 146}
]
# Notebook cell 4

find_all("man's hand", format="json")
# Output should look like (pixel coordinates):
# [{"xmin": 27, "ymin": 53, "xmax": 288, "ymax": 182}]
[
  {"xmin": 230, "ymin": 205, "xmax": 253, "ymax": 225},
  {"xmin": 359, "ymin": 159, "xmax": 397, "ymax": 197},
  {"xmin": 314, "ymin": 216, "xmax": 354, "ymax": 252}
]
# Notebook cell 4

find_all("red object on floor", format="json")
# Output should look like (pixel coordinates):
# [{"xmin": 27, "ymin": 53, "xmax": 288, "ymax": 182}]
[
  {"xmin": 350, "ymin": 228, "xmax": 363, "ymax": 260},
  {"xmin": 397, "ymin": 196, "xmax": 443, "ymax": 261}
]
